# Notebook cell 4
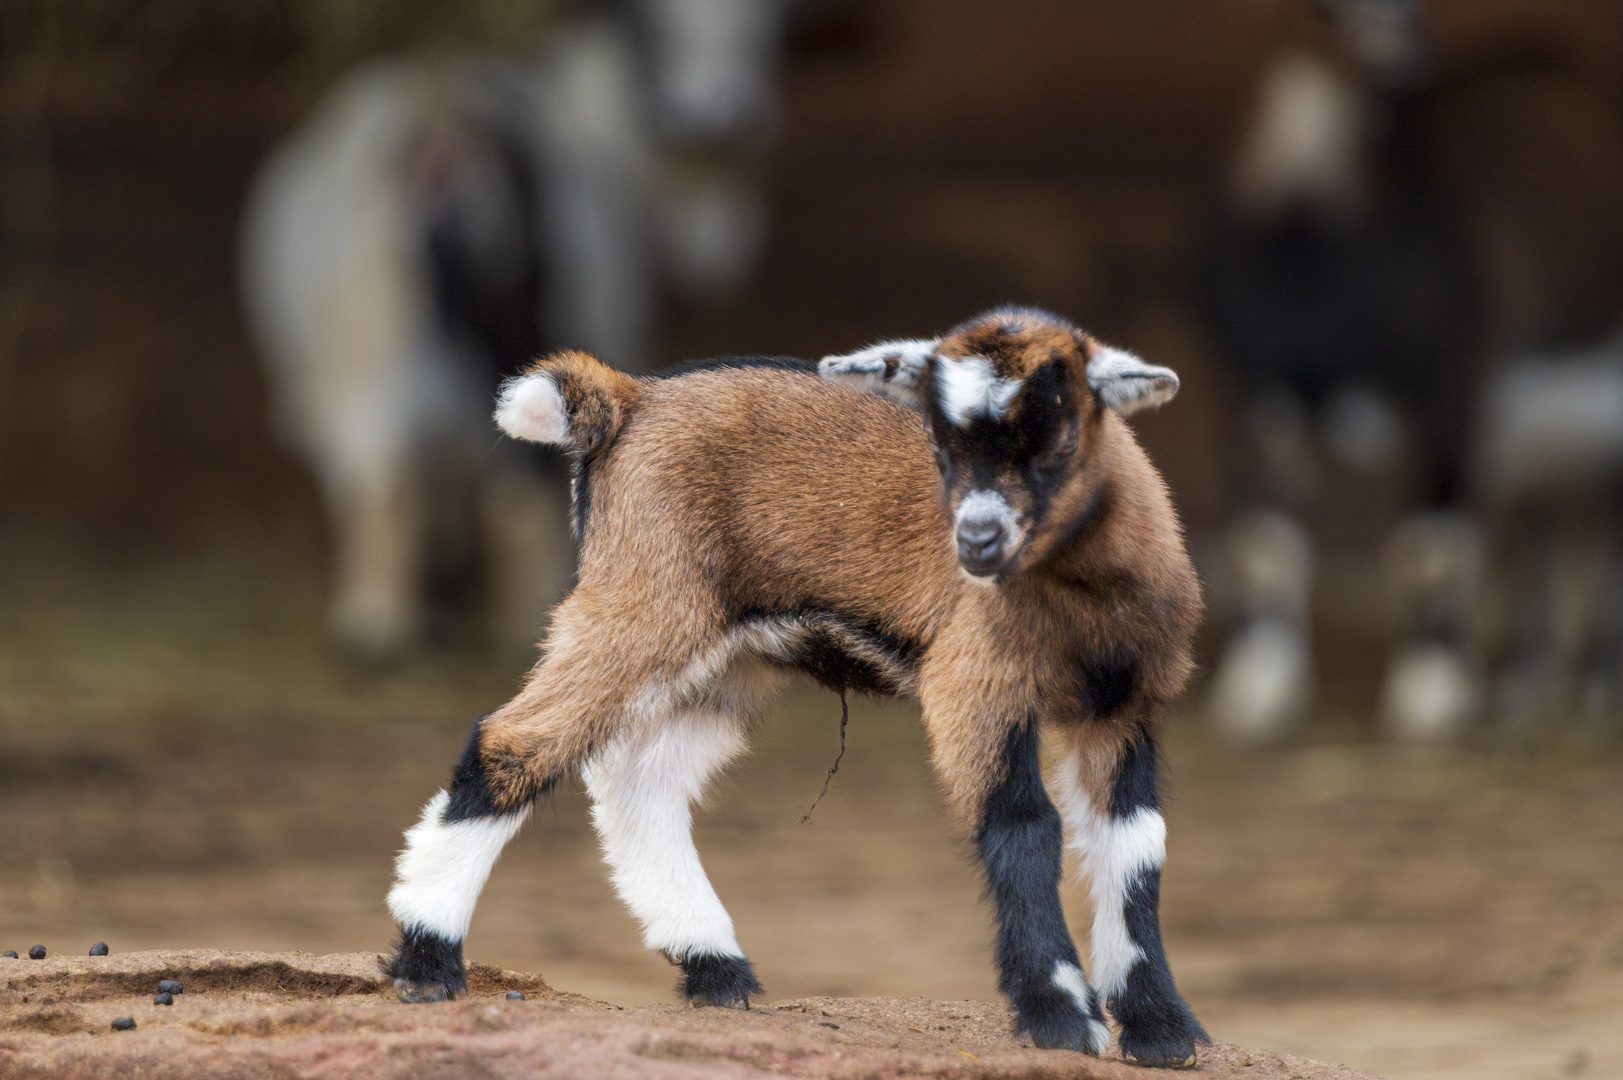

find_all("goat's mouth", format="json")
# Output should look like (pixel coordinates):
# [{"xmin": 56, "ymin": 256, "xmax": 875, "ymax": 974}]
[{"xmin": 954, "ymin": 525, "xmax": 1028, "ymax": 582}]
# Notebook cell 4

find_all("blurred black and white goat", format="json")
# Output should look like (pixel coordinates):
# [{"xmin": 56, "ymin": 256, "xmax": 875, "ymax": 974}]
[
  {"xmin": 1476, "ymin": 337, "xmax": 1623, "ymax": 729},
  {"xmin": 240, "ymin": 0, "xmax": 789, "ymax": 658},
  {"xmin": 1205, "ymin": 0, "xmax": 1623, "ymax": 740}
]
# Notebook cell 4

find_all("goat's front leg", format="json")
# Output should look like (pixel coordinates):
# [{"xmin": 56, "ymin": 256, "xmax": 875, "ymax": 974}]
[
  {"xmin": 1054, "ymin": 723, "xmax": 1207, "ymax": 1068},
  {"xmin": 927, "ymin": 702, "xmax": 1109, "ymax": 1054},
  {"xmin": 581, "ymin": 705, "xmax": 762, "ymax": 1007}
]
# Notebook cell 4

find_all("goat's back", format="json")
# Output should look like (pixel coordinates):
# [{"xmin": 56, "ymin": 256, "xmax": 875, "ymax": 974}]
[{"xmin": 577, "ymin": 365, "xmax": 961, "ymax": 639}]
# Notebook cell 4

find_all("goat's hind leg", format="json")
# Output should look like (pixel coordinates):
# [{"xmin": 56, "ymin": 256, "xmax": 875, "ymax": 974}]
[
  {"xmin": 1055, "ymin": 725, "xmax": 1206, "ymax": 1068},
  {"xmin": 582, "ymin": 703, "xmax": 762, "ymax": 1007},
  {"xmin": 386, "ymin": 715, "xmax": 536, "ymax": 1001}
]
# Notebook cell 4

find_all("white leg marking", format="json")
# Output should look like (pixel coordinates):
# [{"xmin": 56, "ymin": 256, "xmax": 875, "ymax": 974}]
[
  {"xmin": 494, "ymin": 372, "xmax": 570, "ymax": 446},
  {"xmin": 1053, "ymin": 755, "xmax": 1166, "ymax": 1003},
  {"xmin": 387, "ymin": 790, "xmax": 531, "ymax": 942},
  {"xmin": 582, "ymin": 708, "xmax": 748, "ymax": 960},
  {"xmin": 936, "ymin": 355, "xmax": 1021, "ymax": 425},
  {"xmin": 1052, "ymin": 959, "xmax": 1112, "ymax": 1054}
]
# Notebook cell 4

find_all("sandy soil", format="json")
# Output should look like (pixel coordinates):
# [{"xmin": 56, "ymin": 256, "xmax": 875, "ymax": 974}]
[
  {"xmin": 1, "ymin": 567, "xmax": 1620, "ymax": 1080},
  {"xmin": 0, "ymin": 949, "xmax": 1371, "ymax": 1079}
]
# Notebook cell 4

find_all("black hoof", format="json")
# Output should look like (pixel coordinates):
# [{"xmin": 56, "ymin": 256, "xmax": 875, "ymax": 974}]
[
  {"xmin": 1121, "ymin": 1040, "xmax": 1198, "ymax": 1069},
  {"xmin": 385, "ymin": 925, "xmax": 466, "ymax": 1003},
  {"xmin": 1015, "ymin": 990, "xmax": 1108, "ymax": 1055},
  {"xmin": 1113, "ymin": 984, "xmax": 1208, "ymax": 1069},
  {"xmin": 677, "ymin": 953, "xmax": 762, "ymax": 1009}
]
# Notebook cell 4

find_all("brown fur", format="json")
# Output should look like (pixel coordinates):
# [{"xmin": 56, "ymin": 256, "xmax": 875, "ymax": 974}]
[
  {"xmin": 477, "ymin": 320, "xmax": 1201, "ymax": 831},
  {"xmin": 524, "ymin": 349, "xmax": 642, "ymax": 455}
]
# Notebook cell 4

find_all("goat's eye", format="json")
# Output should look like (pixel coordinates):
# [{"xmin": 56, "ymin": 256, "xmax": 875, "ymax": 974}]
[{"xmin": 1041, "ymin": 420, "xmax": 1080, "ymax": 469}]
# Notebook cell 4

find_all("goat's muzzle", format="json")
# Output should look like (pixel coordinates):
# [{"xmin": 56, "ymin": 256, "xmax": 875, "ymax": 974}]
[{"xmin": 954, "ymin": 490, "xmax": 1022, "ymax": 579}]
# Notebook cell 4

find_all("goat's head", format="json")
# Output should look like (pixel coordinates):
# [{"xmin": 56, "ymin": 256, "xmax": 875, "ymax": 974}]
[{"xmin": 820, "ymin": 307, "xmax": 1179, "ymax": 582}]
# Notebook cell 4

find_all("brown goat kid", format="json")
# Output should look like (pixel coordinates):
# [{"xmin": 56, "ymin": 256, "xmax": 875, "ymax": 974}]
[{"xmin": 383, "ymin": 306, "xmax": 1209, "ymax": 1068}]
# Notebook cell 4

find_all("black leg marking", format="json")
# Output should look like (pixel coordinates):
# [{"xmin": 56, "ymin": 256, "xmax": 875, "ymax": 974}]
[
  {"xmin": 385, "ymin": 925, "xmax": 466, "ymax": 1003},
  {"xmin": 1105, "ymin": 732, "xmax": 1207, "ymax": 1069},
  {"xmin": 1106, "ymin": 728, "xmax": 1160, "ymax": 817},
  {"xmin": 443, "ymin": 714, "xmax": 555, "ymax": 823},
  {"xmin": 676, "ymin": 953, "xmax": 763, "ymax": 1008},
  {"xmin": 443, "ymin": 715, "xmax": 502, "ymax": 822},
  {"xmin": 977, "ymin": 721, "xmax": 1104, "ymax": 1053}
]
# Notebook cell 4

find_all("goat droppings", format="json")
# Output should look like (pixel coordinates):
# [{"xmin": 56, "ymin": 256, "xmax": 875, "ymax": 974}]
[
  {"xmin": 1, "ymin": 951, "xmax": 17, "ymax": 959},
  {"xmin": 505, "ymin": 990, "xmax": 525, "ymax": 1000},
  {"xmin": 153, "ymin": 992, "xmax": 173, "ymax": 1006},
  {"xmin": 28, "ymin": 945, "xmax": 45, "ymax": 960},
  {"xmin": 157, "ymin": 980, "xmax": 183, "ymax": 995},
  {"xmin": 89, "ymin": 942, "xmax": 109, "ymax": 956},
  {"xmin": 111, "ymin": 1017, "xmax": 136, "ymax": 1031}
]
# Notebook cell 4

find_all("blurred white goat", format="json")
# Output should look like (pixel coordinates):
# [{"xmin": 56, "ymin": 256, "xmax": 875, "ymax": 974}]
[{"xmin": 241, "ymin": 1, "xmax": 787, "ymax": 658}]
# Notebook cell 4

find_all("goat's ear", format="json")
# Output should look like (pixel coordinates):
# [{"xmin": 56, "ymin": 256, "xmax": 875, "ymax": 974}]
[
  {"xmin": 818, "ymin": 338, "xmax": 937, "ymax": 407},
  {"xmin": 1086, "ymin": 344, "xmax": 1180, "ymax": 415}
]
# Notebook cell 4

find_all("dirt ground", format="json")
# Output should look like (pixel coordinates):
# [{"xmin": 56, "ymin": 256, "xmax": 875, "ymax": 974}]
[
  {"xmin": 1, "ymin": 562, "xmax": 1621, "ymax": 1080},
  {"xmin": 0, "ymin": 949, "xmax": 1372, "ymax": 1079}
]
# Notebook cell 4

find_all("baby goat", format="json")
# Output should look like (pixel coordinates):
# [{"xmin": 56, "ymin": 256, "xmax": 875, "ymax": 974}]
[{"xmin": 384, "ymin": 306, "xmax": 1208, "ymax": 1068}]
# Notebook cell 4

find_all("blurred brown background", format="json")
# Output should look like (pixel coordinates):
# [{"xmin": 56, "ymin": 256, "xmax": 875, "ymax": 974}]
[{"xmin": 2, "ymin": 2, "xmax": 1622, "ymax": 1078}]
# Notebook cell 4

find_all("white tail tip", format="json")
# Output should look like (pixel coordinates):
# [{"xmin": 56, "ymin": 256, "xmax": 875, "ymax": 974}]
[{"xmin": 495, "ymin": 372, "xmax": 570, "ymax": 446}]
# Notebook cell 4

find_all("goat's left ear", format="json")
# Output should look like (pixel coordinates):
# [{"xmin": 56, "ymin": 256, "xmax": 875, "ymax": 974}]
[
  {"xmin": 1086, "ymin": 344, "xmax": 1180, "ymax": 415},
  {"xmin": 818, "ymin": 338, "xmax": 937, "ymax": 407}
]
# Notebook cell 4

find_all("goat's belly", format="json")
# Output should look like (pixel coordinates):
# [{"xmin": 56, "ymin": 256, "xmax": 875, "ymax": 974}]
[{"xmin": 731, "ymin": 608, "xmax": 924, "ymax": 697}]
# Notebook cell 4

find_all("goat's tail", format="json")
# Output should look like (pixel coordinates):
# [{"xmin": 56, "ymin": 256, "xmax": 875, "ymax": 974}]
[{"xmin": 494, "ymin": 349, "xmax": 642, "ymax": 456}]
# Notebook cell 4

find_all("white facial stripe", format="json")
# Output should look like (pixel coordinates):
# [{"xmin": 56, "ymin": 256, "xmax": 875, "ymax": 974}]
[
  {"xmin": 937, "ymin": 355, "xmax": 1022, "ymax": 426},
  {"xmin": 582, "ymin": 709, "xmax": 748, "ymax": 960},
  {"xmin": 1052, "ymin": 755, "xmax": 1167, "ymax": 1002},
  {"xmin": 387, "ymin": 790, "xmax": 531, "ymax": 942},
  {"xmin": 494, "ymin": 372, "xmax": 570, "ymax": 446},
  {"xmin": 1052, "ymin": 960, "xmax": 1112, "ymax": 1054}
]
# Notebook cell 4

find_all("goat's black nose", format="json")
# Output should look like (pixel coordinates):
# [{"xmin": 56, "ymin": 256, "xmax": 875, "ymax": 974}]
[{"xmin": 956, "ymin": 518, "xmax": 1006, "ymax": 567}]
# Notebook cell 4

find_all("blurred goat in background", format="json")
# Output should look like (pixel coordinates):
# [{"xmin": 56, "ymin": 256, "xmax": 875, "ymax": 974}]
[
  {"xmin": 240, "ymin": 0, "xmax": 789, "ymax": 659},
  {"xmin": 1203, "ymin": 0, "xmax": 1623, "ymax": 742}
]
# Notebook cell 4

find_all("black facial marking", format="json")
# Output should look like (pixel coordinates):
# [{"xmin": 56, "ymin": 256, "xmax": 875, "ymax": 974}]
[
  {"xmin": 1081, "ymin": 646, "xmax": 1138, "ymax": 719},
  {"xmin": 976, "ymin": 721, "xmax": 1097, "ymax": 1051},
  {"xmin": 676, "ymin": 953, "xmax": 763, "ymax": 1007},
  {"xmin": 443, "ymin": 715, "xmax": 552, "ymax": 823},
  {"xmin": 927, "ymin": 359, "xmax": 1078, "ymax": 534},
  {"xmin": 385, "ymin": 924, "xmax": 466, "ymax": 999}
]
